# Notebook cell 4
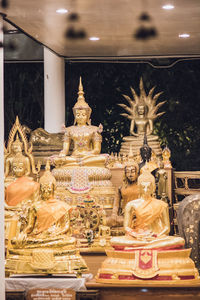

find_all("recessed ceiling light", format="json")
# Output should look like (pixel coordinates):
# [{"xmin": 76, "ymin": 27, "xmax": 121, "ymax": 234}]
[
  {"xmin": 89, "ymin": 37, "xmax": 100, "ymax": 41},
  {"xmin": 179, "ymin": 33, "xmax": 190, "ymax": 38},
  {"xmin": 56, "ymin": 8, "xmax": 68, "ymax": 14},
  {"xmin": 162, "ymin": 4, "xmax": 174, "ymax": 10}
]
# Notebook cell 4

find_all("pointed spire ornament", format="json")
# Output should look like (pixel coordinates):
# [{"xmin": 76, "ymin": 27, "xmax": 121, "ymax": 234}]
[{"xmin": 73, "ymin": 77, "xmax": 92, "ymax": 124}]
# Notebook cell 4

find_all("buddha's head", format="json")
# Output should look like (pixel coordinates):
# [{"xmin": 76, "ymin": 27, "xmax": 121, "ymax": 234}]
[
  {"xmin": 75, "ymin": 108, "xmax": 88, "ymax": 126},
  {"xmin": 12, "ymin": 158, "xmax": 26, "ymax": 177},
  {"xmin": 11, "ymin": 134, "xmax": 23, "ymax": 154},
  {"xmin": 73, "ymin": 77, "xmax": 92, "ymax": 125},
  {"xmin": 124, "ymin": 162, "xmax": 139, "ymax": 184},
  {"xmin": 138, "ymin": 169, "xmax": 155, "ymax": 199},
  {"xmin": 137, "ymin": 105, "xmax": 146, "ymax": 116},
  {"xmin": 39, "ymin": 161, "xmax": 56, "ymax": 201},
  {"xmin": 162, "ymin": 147, "xmax": 171, "ymax": 161},
  {"xmin": 137, "ymin": 96, "xmax": 148, "ymax": 117}
]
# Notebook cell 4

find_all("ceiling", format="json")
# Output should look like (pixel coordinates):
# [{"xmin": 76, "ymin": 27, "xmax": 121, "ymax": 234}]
[{"xmin": 1, "ymin": 0, "xmax": 200, "ymax": 59}]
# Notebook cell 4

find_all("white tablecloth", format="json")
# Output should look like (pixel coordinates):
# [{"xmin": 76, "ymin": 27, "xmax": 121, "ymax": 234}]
[{"xmin": 6, "ymin": 273, "xmax": 93, "ymax": 293}]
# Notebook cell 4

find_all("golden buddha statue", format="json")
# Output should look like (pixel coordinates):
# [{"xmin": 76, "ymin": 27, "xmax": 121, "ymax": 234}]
[
  {"xmin": 162, "ymin": 146, "xmax": 172, "ymax": 168},
  {"xmin": 156, "ymin": 161, "xmax": 168, "ymax": 200},
  {"xmin": 52, "ymin": 77, "xmax": 116, "ymax": 210},
  {"xmin": 5, "ymin": 116, "xmax": 37, "ymax": 181},
  {"xmin": 52, "ymin": 77, "xmax": 106, "ymax": 168},
  {"xmin": 96, "ymin": 168, "xmax": 199, "ymax": 283},
  {"xmin": 4, "ymin": 117, "xmax": 39, "ymax": 241},
  {"xmin": 6, "ymin": 161, "xmax": 88, "ymax": 275},
  {"xmin": 119, "ymin": 78, "xmax": 166, "ymax": 158},
  {"xmin": 107, "ymin": 161, "xmax": 139, "ymax": 228}
]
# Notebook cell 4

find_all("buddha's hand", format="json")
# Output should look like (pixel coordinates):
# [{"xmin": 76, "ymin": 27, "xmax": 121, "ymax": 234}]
[
  {"xmin": 59, "ymin": 150, "xmax": 66, "ymax": 157},
  {"xmin": 14, "ymin": 232, "xmax": 27, "ymax": 248},
  {"xmin": 126, "ymin": 227, "xmax": 154, "ymax": 239},
  {"xmin": 51, "ymin": 153, "xmax": 65, "ymax": 166}
]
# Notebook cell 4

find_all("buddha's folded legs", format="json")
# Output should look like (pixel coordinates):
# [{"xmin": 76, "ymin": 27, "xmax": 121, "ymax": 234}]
[{"xmin": 111, "ymin": 235, "xmax": 185, "ymax": 249}]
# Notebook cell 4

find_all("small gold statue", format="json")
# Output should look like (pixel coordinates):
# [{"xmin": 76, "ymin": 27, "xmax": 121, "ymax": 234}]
[
  {"xmin": 162, "ymin": 146, "xmax": 172, "ymax": 168},
  {"xmin": 156, "ymin": 161, "xmax": 168, "ymax": 200},
  {"xmin": 5, "ymin": 116, "xmax": 37, "ymax": 181},
  {"xmin": 96, "ymin": 169, "xmax": 199, "ymax": 284},
  {"xmin": 119, "ymin": 78, "xmax": 166, "ymax": 157},
  {"xmin": 6, "ymin": 161, "xmax": 88, "ymax": 275}
]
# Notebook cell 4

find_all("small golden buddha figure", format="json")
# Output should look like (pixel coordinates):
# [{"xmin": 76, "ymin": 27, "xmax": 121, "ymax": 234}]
[
  {"xmin": 156, "ymin": 161, "xmax": 168, "ymax": 200},
  {"xmin": 107, "ymin": 161, "xmax": 139, "ymax": 227},
  {"xmin": 6, "ymin": 161, "xmax": 88, "ymax": 275},
  {"xmin": 162, "ymin": 146, "xmax": 172, "ymax": 168},
  {"xmin": 52, "ymin": 77, "xmax": 107, "ymax": 168},
  {"xmin": 5, "ymin": 116, "xmax": 37, "ymax": 183},
  {"xmin": 96, "ymin": 169, "xmax": 199, "ymax": 283}
]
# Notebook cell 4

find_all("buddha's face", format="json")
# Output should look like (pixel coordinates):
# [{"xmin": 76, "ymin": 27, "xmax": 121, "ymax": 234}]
[
  {"xmin": 125, "ymin": 166, "xmax": 138, "ymax": 183},
  {"xmin": 40, "ymin": 183, "xmax": 54, "ymax": 200},
  {"xmin": 12, "ymin": 161, "xmax": 26, "ymax": 177},
  {"xmin": 140, "ymin": 181, "xmax": 153, "ymax": 198},
  {"xmin": 75, "ymin": 109, "xmax": 88, "ymax": 125},
  {"xmin": 137, "ymin": 105, "xmax": 145, "ymax": 116},
  {"xmin": 12, "ymin": 143, "xmax": 22, "ymax": 154}
]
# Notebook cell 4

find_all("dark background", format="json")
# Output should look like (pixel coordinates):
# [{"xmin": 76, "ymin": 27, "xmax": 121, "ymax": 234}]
[{"xmin": 4, "ymin": 60, "xmax": 200, "ymax": 171}]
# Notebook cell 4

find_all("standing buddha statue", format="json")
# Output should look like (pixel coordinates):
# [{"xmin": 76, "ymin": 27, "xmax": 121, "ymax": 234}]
[
  {"xmin": 107, "ymin": 161, "xmax": 139, "ymax": 228},
  {"xmin": 52, "ymin": 77, "xmax": 116, "ymax": 210}
]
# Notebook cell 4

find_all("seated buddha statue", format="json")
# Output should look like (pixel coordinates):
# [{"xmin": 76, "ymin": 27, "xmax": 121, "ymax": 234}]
[
  {"xmin": 4, "ymin": 119, "xmax": 39, "ymax": 241},
  {"xmin": 96, "ymin": 168, "xmax": 199, "ymax": 283},
  {"xmin": 107, "ymin": 161, "xmax": 139, "ymax": 227},
  {"xmin": 52, "ymin": 77, "xmax": 107, "ymax": 168},
  {"xmin": 52, "ymin": 78, "xmax": 115, "ymax": 209},
  {"xmin": 5, "ymin": 134, "xmax": 39, "ymax": 208},
  {"xmin": 6, "ymin": 161, "xmax": 88, "ymax": 275},
  {"xmin": 12, "ymin": 161, "xmax": 75, "ymax": 249},
  {"xmin": 119, "ymin": 78, "xmax": 165, "ymax": 157},
  {"xmin": 111, "ymin": 169, "xmax": 184, "ymax": 249}
]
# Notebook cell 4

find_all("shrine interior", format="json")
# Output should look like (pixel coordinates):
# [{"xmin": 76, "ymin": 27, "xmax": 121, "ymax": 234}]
[{"xmin": 1, "ymin": 1, "xmax": 200, "ymax": 300}]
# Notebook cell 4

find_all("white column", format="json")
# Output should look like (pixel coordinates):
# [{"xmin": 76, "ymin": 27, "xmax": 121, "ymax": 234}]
[
  {"xmin": 44, "ymin": 47, "xmax": 65, "ymax": 133},
  {"xmin": 0, "ymin": 15, "xmax": 5, "ymax": 300}
]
